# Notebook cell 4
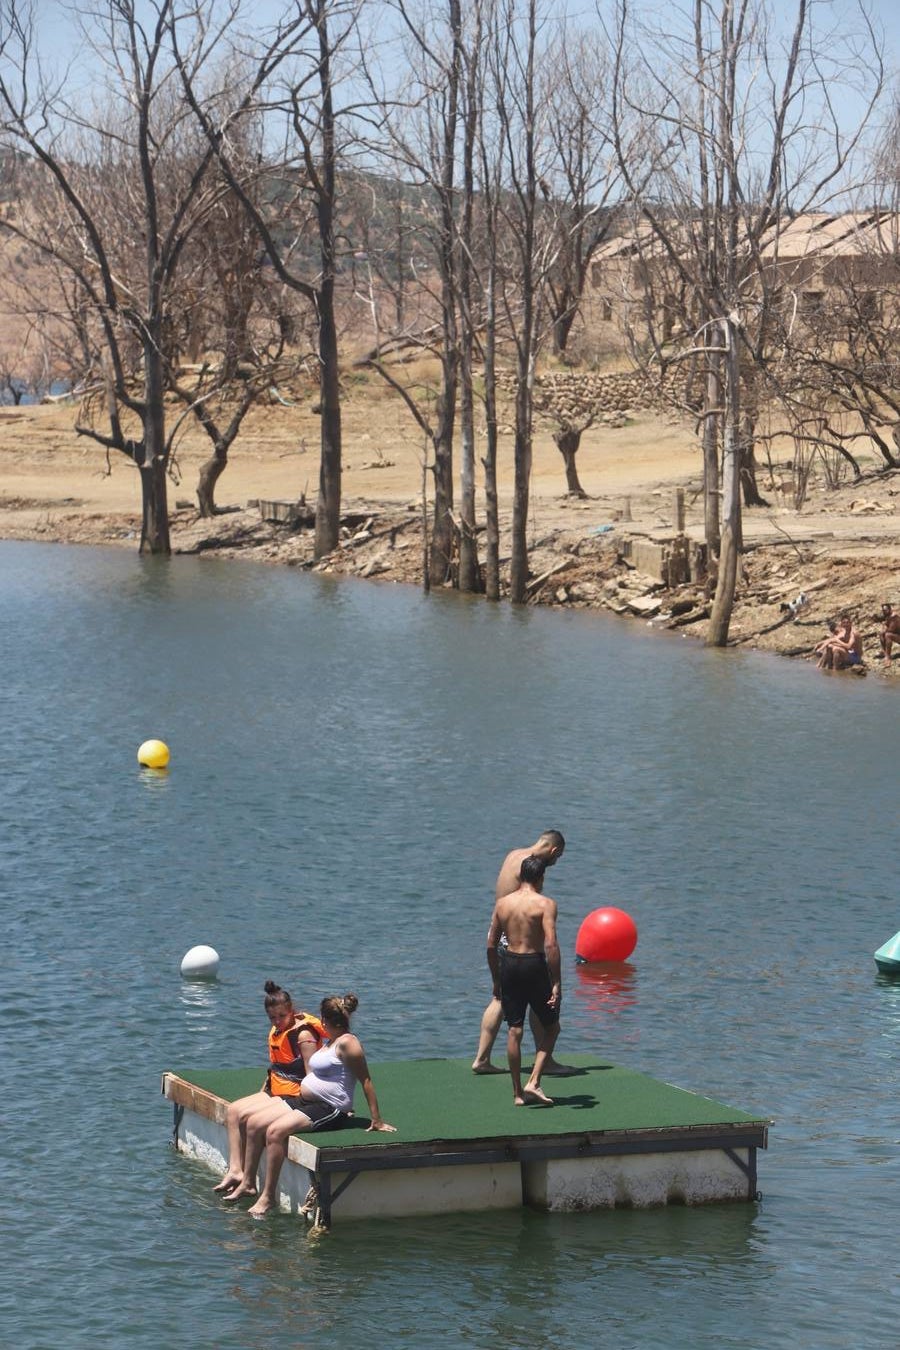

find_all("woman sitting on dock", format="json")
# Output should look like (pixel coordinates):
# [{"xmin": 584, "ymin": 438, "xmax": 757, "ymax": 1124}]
[
  {"xmin": 241, "ymin": 993, "xmax": 396, "ymax": 1219},
  {"xmin": 214, "ymin": 980, "xmax": 325, "ymax": 1198}
]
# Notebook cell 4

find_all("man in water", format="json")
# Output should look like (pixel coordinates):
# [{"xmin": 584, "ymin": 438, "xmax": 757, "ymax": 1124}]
[
  {"xmin": 472, "ymin": 829, "xmax": 573, "ymax": 1076},
  {"xmin": 487, "ymin": 854, "xmax": 561, "ymax": 1106}
]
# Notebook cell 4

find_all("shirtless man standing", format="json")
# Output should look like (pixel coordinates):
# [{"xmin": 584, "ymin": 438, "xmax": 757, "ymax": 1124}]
[
  {"xmin": 472, "ymin": 829, "xmax": 571, "ymax": 1076},
  {"xmin": 487, "ymin": 854, "xmax": 561, "ymax": 1106}
]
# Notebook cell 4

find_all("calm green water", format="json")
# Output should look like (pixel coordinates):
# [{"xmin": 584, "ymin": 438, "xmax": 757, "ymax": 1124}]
[{"xmin": 2, "ymin": 540, "xmax": 899, "ymax": 1349}]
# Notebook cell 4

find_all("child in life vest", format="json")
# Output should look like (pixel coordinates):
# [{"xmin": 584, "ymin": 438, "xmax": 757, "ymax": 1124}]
[{"xmin": 213, "ymin": 980, "xmax": 324, "ymax": 1198}]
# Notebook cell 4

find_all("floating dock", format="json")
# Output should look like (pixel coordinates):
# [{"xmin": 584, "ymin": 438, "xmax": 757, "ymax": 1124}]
[{"xmin": 162, "ymin": 1056, "xmax": 768, "ymax": 1226}]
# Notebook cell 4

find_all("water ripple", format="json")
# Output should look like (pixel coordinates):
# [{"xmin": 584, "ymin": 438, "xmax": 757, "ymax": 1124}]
[{"xmin": 3, "ymin": 542, "xmax": 900, "ymax": 1348}]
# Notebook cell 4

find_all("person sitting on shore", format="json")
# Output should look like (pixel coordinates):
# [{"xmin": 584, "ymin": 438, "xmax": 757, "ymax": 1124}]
[
  {"xmin": 213, "ymin": 980, "xmax": 325, "ymax": 1198},
  {"xmin": 879, "ymin": 603, "xmax": 900, "ymax": 668},
  {"xmin": 235, "ymin": 993, "xmax": 396, "ymax": 1219},
  {"xmin": 817, "ymin": 613, "xmax": 862, "ymax": 670}
]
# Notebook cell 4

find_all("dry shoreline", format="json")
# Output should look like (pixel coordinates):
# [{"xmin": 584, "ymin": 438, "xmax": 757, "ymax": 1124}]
[{"xmin": 3, "ymin": 399, "xmax": 899, "ymax": 674}]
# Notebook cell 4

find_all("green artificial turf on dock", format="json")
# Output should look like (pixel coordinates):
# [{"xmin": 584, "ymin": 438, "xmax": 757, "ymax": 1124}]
[{"xmin": 169, "ymin": 1055, "xmax": 766, "ymax": 1149}]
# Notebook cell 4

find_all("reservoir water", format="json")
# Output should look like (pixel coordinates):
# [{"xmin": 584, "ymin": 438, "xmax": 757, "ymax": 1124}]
[{"xmin": 2, "ymin": 540, "xmax": 899, "ymax": 1349}]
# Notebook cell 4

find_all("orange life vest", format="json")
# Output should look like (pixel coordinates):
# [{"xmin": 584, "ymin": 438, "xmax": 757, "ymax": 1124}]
[{"xmin": 267, "ymin": 1013, "xmax": 326, "ymax": 1097}]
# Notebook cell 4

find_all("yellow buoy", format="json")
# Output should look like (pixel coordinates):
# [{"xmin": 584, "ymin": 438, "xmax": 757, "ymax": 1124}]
[{"xmin": 137, "ymin": 739, "xmax": 170, "ymax": 769}]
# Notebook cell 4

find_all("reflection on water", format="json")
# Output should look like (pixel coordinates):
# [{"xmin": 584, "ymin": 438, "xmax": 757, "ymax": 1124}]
[
  {"xmin": 873, "ymin": 972, "xmax": 900, "ymax": 1062},
  {"xmin": 572, "ymin": 961, "xmax": 638, "ymax": 1018},
  {"xmin": 138, "ymin": 766, "xmax": 170, "ymax": 789},
  {"xmin": 178, "ymin": 973, "xmax": 223, "ymax": 1035}
]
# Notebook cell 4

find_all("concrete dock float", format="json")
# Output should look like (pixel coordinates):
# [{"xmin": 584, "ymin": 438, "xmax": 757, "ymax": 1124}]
[{"xmin": 162, "ymin": 1055, "xmax": 769, "ymax": 1227}]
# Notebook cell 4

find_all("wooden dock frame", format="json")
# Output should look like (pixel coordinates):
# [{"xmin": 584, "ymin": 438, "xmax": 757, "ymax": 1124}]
[{"xmin": 162, "ymin": 1059, "xmax": 769, "ymax": 1228}]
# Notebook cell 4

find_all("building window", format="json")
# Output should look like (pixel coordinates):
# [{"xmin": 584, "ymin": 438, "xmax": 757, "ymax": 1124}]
[
  {"xmin": 601, "ymin": 299, "xmax": 613, "ymax": 321},
  {"xmin": 802, "ymin": 290, "xmax": 825, "ymax": 313},
  {"xmin": 859, "ymin": 291, "xmax": 878, "ymax": 319}
]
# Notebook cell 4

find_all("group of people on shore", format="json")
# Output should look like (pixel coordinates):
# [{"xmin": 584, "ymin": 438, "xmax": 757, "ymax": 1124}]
[
  {"xmin": 815, "ymin": 604, "xmax": 900, "ymax": 672},
  {"xmin": 218, "ymin": 828, "xmax": 569, "ymax": 1216}
]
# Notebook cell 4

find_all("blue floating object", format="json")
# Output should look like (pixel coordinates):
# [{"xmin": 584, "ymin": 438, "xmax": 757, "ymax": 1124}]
[{"xmin": 874, "ymin": 931, "xmax": 900, "ymax": 974}]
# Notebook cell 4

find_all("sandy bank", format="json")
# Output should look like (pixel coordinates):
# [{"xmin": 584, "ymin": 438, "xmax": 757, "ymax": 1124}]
[{"xmin": 2, "ymin": 398, "xmax": 899, "ymax": 675}]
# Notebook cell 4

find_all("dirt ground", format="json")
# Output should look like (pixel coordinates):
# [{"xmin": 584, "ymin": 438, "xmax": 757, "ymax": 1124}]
[{"xmin": 3, "ymin": 380, "xmax": 900, "ymax": 675}]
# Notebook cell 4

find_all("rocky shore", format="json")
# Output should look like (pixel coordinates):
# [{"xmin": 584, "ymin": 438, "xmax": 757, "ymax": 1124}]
[{"xmin": 3, "ymin": 398, "xmax": 899, "ymax": 674}]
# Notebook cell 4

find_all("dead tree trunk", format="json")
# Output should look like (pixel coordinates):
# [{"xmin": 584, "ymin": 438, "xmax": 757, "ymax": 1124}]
[
  {"xmin": 137, "ymin": 334, "xmax": 171, "ymax": 555},
  {"xmin": 708, "ymin": 321, "xmax": 741, "ymax": 645},
  {"xmin": 138, "ymin": 458, "xmax": 171, "ymax": 555},
  {"xmin": 482, "ymin": 264, "xmax": 501, "ymax": 601},
  {"xmin": 313, "ymin": 3, "xmax": 342, "ymax": 558},
  {"xmin": 555, "ymin": 426, "xmax": 587, "ymax": 497},
  {"xmin": 197, "ymin": 449, "xmax": 227, "ymax": 517},
  {"xmin": 739, "ymin": 407, "xmax": 767, "ymax": 507},
  {"xmin": 703, "ymin": 332, "xmax": 722, "ymax": 558}
]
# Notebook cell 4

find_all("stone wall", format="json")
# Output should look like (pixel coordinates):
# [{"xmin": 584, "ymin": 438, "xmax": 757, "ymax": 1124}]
[{"xmin": 498, "ymin": 367, "xmax": 700, "ymax": 426}]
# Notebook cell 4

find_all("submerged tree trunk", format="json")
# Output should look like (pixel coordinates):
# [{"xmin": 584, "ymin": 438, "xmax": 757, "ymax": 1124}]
[
  {"xmin": 457, "ymin": 6, "xmax": 479, "ymax": 595},
  {"xmin": 316, "ymin": 283, "xmax": 342, "ymax": 556},
  {"xmin": 703, "ymin": 333, "xmax": 721, "ymax": 558},
  {"xmin": 509, "ymin": 373, "xmax": 533, "ymax": 604},
  {"xmin": 708, "ymin": 323, "xmax": 741, "ymax": 646},
  {"xmin": 138, "ymin": 334, "xmax": 171, "ymax": 555},
  {"xmin": 430, "ymin": 383, "xmax": 457, "ymax": 584},
  {"xmin": 138, "ymin": 456, "xmax": 171, "ymax": 555},
  {"xmin": 458, "ymin": 357, "xmax": 479, "ymax": 591},
  {"xmin": 429, "ymin": 0, "xmax": 461, "ymax": 586},
  {"xmin": 507, "ymin": 0, "xmax": 539, "ymax": 606},
  {"xmin": 313, "ymin": 1, "xmax": 342, "ymax": 559},
  {"xmin": 482, "ymin": 269, "xmax": 501, "ymax": 601}
]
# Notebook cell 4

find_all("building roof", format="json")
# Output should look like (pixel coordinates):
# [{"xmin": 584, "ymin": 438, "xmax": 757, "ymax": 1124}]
[{"xmin": 591, "ymin": 210, "xmax": 899, "ymax": 269}]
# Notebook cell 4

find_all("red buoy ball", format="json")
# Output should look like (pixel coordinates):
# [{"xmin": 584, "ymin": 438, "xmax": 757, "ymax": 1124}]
[{"xmin": 575, "ymin": 907, "xmax": 638, "ymax": 963}]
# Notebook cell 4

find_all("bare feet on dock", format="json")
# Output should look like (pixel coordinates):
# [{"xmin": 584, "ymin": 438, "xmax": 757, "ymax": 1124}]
[
  {"xmin": 542, "ymin": 1061, "xmax": 578, "ymax": 1078},
  {"xmin": 212, "ymin": 1172, "xmax": 242, "ymax": 1193},
  {"xmin": 247, "ymin": 1196, "xmax": 273, "ymax": 1219},
  {"xmin": 472, "ymin": 1060, "xmax": 506, "ymax": 1075},
  {"xmin": 523, "ymin": 1085, "xmax": 554, "ymax": 1106},
  {"xmin": 223, "ymin": 1183, "xmax": 258, "ymax": 1203}
]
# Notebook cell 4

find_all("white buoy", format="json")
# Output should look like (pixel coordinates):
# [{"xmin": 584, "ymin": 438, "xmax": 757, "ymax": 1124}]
[{"xmin": 180, "ymin": 945, "xmax": 220, "ymax": 979}]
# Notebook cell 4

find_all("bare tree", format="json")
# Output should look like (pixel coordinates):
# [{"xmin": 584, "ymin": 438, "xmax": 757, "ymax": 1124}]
[
  {"xmin": 490, "ymin": 0, "xmax": 561, "ymax": 603},
  {"xmin": 531, "ymin": 375, "xmax": 599, "ymax": 497},
  {"xmin": 763, "ymin": 100, "xmax": 900, "ymax": 481},
  {"xmin": 769, "ymin": 219, "xmax": 900, "ymax": 479},
  {"xmin": 174, "ymin": 0, "xmax": 358, "ymax": 556},
  {"xmin": 541, "ymin": 28, "xmax": 620, "ymax": 359},
  {"xmin": 0, "ymin": 0, "xmax": 259, "ymax": 553},
  {"xmin": 166, "ymin": 136, "xmax": 296, "ymax": 517},
  {"xmin": 474, "ymin": 11, "xmax": 504, "ymax": 600},
  {"xmin": 610, "ymin": 0, "xmax": 883, "ymax": 644},
  {"xmin": 358, "ymin": 0, "xmax": 466, "ymax": 587}
]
